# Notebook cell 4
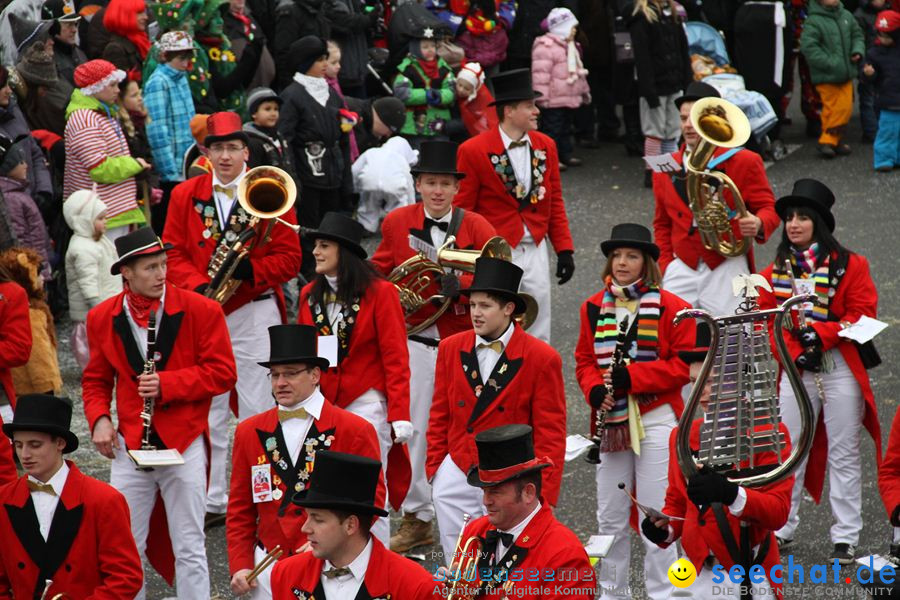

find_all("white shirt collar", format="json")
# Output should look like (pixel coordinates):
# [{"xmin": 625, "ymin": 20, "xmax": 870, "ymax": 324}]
[
  {"xmin": 277, "ymin": 387, "xmax": 325, "ymax": 421},
  {"xmin": 499, "ymin": 126, "xmax": 530, "ymax": 151},
  {"xmin": 424, "ymin": 208, "xmax": 452, "ymax": 223},
  {"xmin": 324, "ymin": 536, "xmax": 373, "ymax": 581},
  {"xmin": 212, "ymin": 168, "xmax": 247, "ymax": 191},
  {"xmin": 28, "ymin": 461, "xmax": 69, "ymax": 495},
  {"xmin": 476, "ymin": 320, "xmax": 516, "ymax": 349},
  {"xmin": 504, "ymin": 501, "xmax": 542, "ymax": 543},
  {"xmin": 325, "ymin": 274, "xmax": 339, "ymax": 292}
]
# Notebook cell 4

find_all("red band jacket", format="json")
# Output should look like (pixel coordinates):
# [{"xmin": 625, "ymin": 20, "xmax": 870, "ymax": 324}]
[
  {"xmin": 162, "ymin": 172, "xmax": 302, "ymax": 318},
  {"xmin": 652, "ymin": 146, "xmax": 780, "ymax": 274},
  {"xmin": 454, "ymin": 126, "xmax": 574, "ymax": 252},
  {"xmin": 426, "ymin": 324, "xmax": 566, "ymax": 505},
  {"xmin": 226, "ymin": 401, "xmax": 387, "ymax": 574},
  {"xmin": 459, "ymin": 503, "xmax": 595, "ymax": 600},
  {"xmin": 0, "ymin": 461, "xmax": 143, "ymax": 599},
  {"xmin": 297, "ymin": 278, "xmax": 410, "ymax": 423},
  {"xmin": 574, "ymin": 288, "xmax": 693, "ymax": 431},
  {"xmin": 0, "ymin": 281, "xmax": 30, "ymax": 485},
  {"xmin": 370, "ymin": 203, "xmax": 498, "ymax": 339},
  {"xmin": 270, "ymin": 535, "xmax": 438, "ymax": 600},
  {"xmin": 82, "ymin": 283, "xmax": 237, "ymax": 453},
  {"xmin": 659, "ymin": 421, "xmax": 793, "ymax": 591},
  {"xmin": 758, "ymin": 253, "xmax": 881, "ymax": 503},
  {"xmin": 879, "ymin": 408, "xmax": 900, "ymax": 525}
]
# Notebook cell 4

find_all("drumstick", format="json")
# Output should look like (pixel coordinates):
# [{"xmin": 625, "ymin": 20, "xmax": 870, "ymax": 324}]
[
  {"xmin": 246, "ymin": 545, "xmax": 284, "ymax": 583},
  {"xmin": 617, "ymin": 482, "xmax": 685, "ymax": 521}
]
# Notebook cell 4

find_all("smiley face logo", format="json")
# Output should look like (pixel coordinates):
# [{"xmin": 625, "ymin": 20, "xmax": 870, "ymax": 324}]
[{"xmin": 667, "ymin": 558, "xmax": 697, "ymax": 588}]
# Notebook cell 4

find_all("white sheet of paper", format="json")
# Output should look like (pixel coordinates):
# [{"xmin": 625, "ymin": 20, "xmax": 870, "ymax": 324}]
[
  {"xmin": 857, "ymin": 554, "xmax": 894, "ymax": 572},
  {"xmin": 565, "ymin": 434, "xmax": 595, "ymax": 462},
  {"xmin": 642, "ymin": 153, "xmax": 681, "ymax": 174},
  {"xmin": 127, "ymin": 449, "xmax": 185, "ymax": 467},
  {"xmin": 584, "ymin": 534, "xmax": 616, "ymax": 558},
  {"xmin": 318, "ymin": 335, "xmax": 338, "ymax": 366},
  {"xmin": 838, "ymin": 315, "xmax": 888, "ymax": 344}
]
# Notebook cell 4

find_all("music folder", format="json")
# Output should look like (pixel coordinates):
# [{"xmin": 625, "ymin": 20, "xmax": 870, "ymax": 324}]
[{"xmin": 127, "ymin": 449, "xmax": 185, "ymax": 467}]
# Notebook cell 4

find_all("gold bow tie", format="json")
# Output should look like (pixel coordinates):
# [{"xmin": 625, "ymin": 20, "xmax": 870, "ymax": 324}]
[
  {"xmin": 508, "ymin": 139, "xmax": 528, "ymax": 149},
  {"xmin": 27, "ymin": 480, "xmax": 56, "ymax": 496},
  {"xmin": 214, "ymin": 184, "xmax": 235, "ymax": 199},
  {"xmin": 478, "ymin": 340, "xmax": 504, "ymax": 354},
  {"xmin": 322, "ymin": 566, "xmax": 352, "ymax": 579},
  {"xmin": 616, "ymin": 298, "xmax": 639, "ymax": 313},
  {"xmin": 278, "ymin": 407, "xmax": 309, "ymax": 422}
]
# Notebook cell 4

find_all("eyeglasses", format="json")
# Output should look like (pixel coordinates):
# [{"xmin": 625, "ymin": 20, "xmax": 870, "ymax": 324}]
[
  {"xmin": 208, "ymin": 144, "xmax": 247, "ymax": 156},
  {"xmin": 267, "ymin": 368, "xmax": 314, "ymax": 381}
]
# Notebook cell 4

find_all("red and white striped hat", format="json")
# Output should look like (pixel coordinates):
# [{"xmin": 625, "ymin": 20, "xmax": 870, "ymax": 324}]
[{"xmin": 74, "ymin": 59, "xmax": 125, "ymax": 96}]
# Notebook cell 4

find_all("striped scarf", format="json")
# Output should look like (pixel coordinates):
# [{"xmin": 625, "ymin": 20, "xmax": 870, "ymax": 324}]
[
  {"xmin": 771, "ymin": 244, "xmax": 830, "ymax": 322},
  {"xmin": 592, "ymin": 277, "xmax": 660, "ymax": 452}
]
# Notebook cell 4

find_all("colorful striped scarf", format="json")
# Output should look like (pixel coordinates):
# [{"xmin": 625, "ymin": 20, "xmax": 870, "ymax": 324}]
[{"xmin": 771, "ymin": 244, "xmax": 831, "ymax": 322}]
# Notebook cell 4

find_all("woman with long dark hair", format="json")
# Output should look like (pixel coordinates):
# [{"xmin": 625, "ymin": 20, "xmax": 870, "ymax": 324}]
[
  {"xmin": 758, "ymin": 178, "xmax": 881, "ymax": 566},
  {"xmin": 296, "ymin": 212, "xmax": 411, "ymax": 542}
]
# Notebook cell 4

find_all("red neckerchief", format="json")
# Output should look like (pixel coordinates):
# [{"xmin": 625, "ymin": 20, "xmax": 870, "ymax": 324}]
[
  {"xmin": 231, "ymin": 10, "xmax": 253, "ymax": 38},
  {"xmin": 417, "ymin": 57, "xmax": 440, "ymax": 81},
  {"xmin": 124, "ymin": 281, "xmax": 160, "ymax": 328}
]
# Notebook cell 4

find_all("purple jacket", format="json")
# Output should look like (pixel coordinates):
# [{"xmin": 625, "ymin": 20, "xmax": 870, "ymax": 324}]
[
  {"xmin": 1, "ymin": 176, "xmax": 51, "ymax": 275},
  {"xmin": 531, "ymin": 34, "xmax": 591, "ymax": 109}
]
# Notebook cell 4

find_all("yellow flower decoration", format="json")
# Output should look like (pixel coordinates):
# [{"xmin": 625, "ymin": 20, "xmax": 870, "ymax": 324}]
[
  {"xmin": 208, "ymin": 47, "xmax": 221, "ymax": 60},
  {"xmin": 222, "ymin": 50, "xmax": 235, "ymax": 62}
]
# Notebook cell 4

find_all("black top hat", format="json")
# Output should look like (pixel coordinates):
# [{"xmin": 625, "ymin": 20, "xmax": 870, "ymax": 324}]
[
  {"xmin": 309, "ymin": 212, "xmax": 367, "ymax": 259},
  {"xmin": 258, "ymin": 324, "xmax": 330, "ymax": 370},
  {"xmin": 678, "ymin": 322, "xmax": 711, "ymax": 364},
  {"xmin": 775, "ymin": 178, "xmax": 836, "ymax": 232},
  {"xmin": 410, "ymin": 140, "xmax": 465, "ymax": 178},
  {"xmin": 42, "ymin": 0, "xmax": 80, "ymax": 22},
  {"xmin": 2, "ymin": 394, "xmax": 79, "ymax": 453},
  {"xmin": 291, "ymin": 450, "xmax": 388, "ymax": 516},
  {"xmin": 674, "ymin": 81, "xmax": 721, "ymax": 109},
  {"xmin": 488, "ymin": 69, "xmax": 542, "ymax": 106},
  {"xmin": 110, "ymin": 227, "xmax": 173, "ymax": 275},
  {"xmin": 463, "ymin": 257, "xmax": 526, "ymax": 314},
  {"xmin": 467, "ymin": 424, "xmax": 551, "ymax": 488},
  {"xmin": 600, "ymin": 223, "xmax": 660, "ymax": 261}
]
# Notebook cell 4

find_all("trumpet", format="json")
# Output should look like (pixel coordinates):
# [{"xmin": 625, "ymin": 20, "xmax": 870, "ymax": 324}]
[{"xmin": 447, "ymin": 514, "xmax": 483, "ymax": 600}]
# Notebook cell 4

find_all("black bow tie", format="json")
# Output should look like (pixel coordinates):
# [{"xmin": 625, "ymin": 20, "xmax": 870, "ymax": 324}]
[
  {"xmin": 484, "ymin": 529, "xmax": 514, "ymax": 554},
  {"xmin": 424, "ymin": 218, "xmax": 449, "ymax": 232}
]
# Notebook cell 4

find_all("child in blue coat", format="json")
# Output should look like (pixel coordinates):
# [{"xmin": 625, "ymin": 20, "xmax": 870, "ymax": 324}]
[{"xmin": 862, "ymin": 10, "xmax": 900, "ymax": 170}]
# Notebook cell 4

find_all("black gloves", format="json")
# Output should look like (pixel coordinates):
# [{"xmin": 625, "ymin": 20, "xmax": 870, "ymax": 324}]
[
  {"xmin": 556, "ymin": 251, "xmax": 575, "ymax": 285},
  {"xmin": 795, "ymin": 348, "xmax": 822, "ymax": 372},
  {"xmin": 610, "ymin": 364, "xmax": 631, "ymax": 393},
  {"xmin": 687, "ymin": 467, "xmax": 739, "ymax": 508},
  {"xmin": 641, "ymin": 516, "xmax": 669, "ymax": 544},
  {"xmin": 232, "ymin": 259, "xmax": 254, "ymax": 281},
  {"xmin": 194, "ymin": 283, "xmax": 209, "ymax": 295},
  {"xmin": 588, "ymin": 385, "xmax": 608, "ymax": 409},
  {"xmin": 439, "ymin": 273, "xmax": 460, "ymax": 300},
  {"xmin": 796, "ymin": 326, "xmax": 821, "ymax": 349}
]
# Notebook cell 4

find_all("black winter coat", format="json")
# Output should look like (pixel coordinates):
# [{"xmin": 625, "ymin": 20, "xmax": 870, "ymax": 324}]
[
  {"xmin": 53, "ymin": 39, "xmax": 87, "ymax": 86},
  {"xmin": 864, "ymin": 39, "xmax": 900, "ymax": 111},
  {"xmin": 244, "ymin": 122, "xmax": 299, "ymax": 182},
  {"xmin": 327, "ymin": 0, "xmax": 378, "ymax": 90},
  {"xmin": 628, "ymin": 4, "xmax": 692, "ymax": 103},
  {"xmin": 278, "ymin": 81, "xmax": 346, "ymax": 189},
  {"xmin": 272, "ymin": 0, "xmax": 332, "ymax": 90}
]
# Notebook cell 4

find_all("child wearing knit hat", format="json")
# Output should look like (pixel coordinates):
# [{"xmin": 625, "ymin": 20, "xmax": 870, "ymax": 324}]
[
  {"xmin": 455, "ymin": 61, "xmax": 498, "ymax": 137},
  {"xmin": 862, "ymin": 10, "xmax": 900, "ymax": 170},
  {"xmin": 0, "ymin": 136, "xmax": 51, "ymax": 282}
]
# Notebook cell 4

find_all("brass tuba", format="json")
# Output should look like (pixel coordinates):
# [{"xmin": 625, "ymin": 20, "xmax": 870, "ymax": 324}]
[
  {"xmin": 205, "ymin": 166, "xmax": 298, "ymax": 304},
  {"xmin": 685, "ymin": 97, "xmax": 753, "ymax": 258}
]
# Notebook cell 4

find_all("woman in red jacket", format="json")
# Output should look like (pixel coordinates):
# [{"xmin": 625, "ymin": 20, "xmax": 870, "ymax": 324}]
[
  {"xmin": 757, "ymin": 179, "xmax": 881, "ymax": 566},
  {"xmin": 297, "ymin": 212, "xmax": 412, "ymax": 514},
  {"xmin": 0, "ymin": 261, "xmax": 32, "ymax": 484},
  {"xmin": 574, "ymin": 222, "xmax": 692, "ymax": 600}
]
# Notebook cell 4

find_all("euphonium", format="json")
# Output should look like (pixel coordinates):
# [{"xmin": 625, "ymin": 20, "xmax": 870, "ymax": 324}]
[
  {"xmin": 205, "ymin": 166, "xmax": 298, "ymax": 304},
  {"xmin": 685, "ymin": 97, "xmax": 753, "ymax": 258},
  {"xmin": 447, "ymin": 514, "xmax": 483, "ymax": 600}
]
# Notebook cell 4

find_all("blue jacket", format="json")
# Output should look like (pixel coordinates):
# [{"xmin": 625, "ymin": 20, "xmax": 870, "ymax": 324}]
[
  {"xmin": 864, "ymin": 36, "xmax": 900, "ymax": 111},
  {"xmin": 144, "ymin": 63, "xmax": 195, "ymax": 182}
]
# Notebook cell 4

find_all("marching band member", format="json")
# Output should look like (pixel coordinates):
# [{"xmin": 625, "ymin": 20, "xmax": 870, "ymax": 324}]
[
  {"xmin": 297, "ymin": 212, "xmax": 412, "ymax": 542},
  {"xmin": 162, "ymin": 111, "xmax": 302, "ymax": 526},
  {"xmin": 0, "ymin": 265, "xmax": 31, "ymax": 483},
  {"xmin": 642, "ymin": 327, "xmax": 793, "ymax": 598},
  {"xmin": 0, "ymin": 394, "xmax": 143, "ymax": 598},
  {"xmin": 652, "ymin": 81, "xmax": 780, "ymax": 316},
  {"xmin": 82, "ymin": 227, "xmax": 237, "ymax": 599},
  {"xmin": 453, "ymin": 425, "xmax": 595, "ymax": 600},
  {"xmin": 878, "ymin": 407, "xmax": 900, "ymax": 559},
  {"xmin": 227, "ymin": 324, "xmax": 389, "ymax": 599},
  {"xmin": 758, "ymin": 178, "xmax": 882, "ymax": 565},
  {"xmin": 455, "ymin": 68, "xmax": 576, "ymax": 343},
  {"xmin": 427, "ymin": 256, "xmax": 567, "ymax": 560},
  {"xmin": 574, "ymin": 223, "xmax": 692, "ymax": 600},
  {"xmin": 269, "ymin": 451, "xmax": 436, "ymax": 600},
  {"xmin": 370, "ymin": 139, "xmax": 497, "ymax": 553}
]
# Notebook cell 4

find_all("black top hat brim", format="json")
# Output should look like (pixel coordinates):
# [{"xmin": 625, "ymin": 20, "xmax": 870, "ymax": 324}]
[
  {"xmin": 291, "ymin": 492, "xmax": 390, "ymax": 517},
  {"xmin": 203, "ymin": 130, "xmax": 251, "ymax": 148},
  {"xmin": 488, "ymin": 89, "xmax": 542, "ymax": 107},
  {"xmin": 110, "ymin": 241, "xmax": 173, "ymax": 275},
  {"xmin": 600, "ymin": 238, "xmax": 660, "ymax": 261},
  {"xmin": 462, "ymin": 285, "xmax": 527, "ymax": 315},
  {"xmin": 308, "ymin": 230, "xmax": 367, "ymax": 259},
  {"xmin": 257, "ymin": 355, "xmax": 330, "ymax": 370},
  {"xmin": 678, "ymin": 348, "xmax": 710, "ymax": 364},
  {"xmin": 774, "ymin": 196, "xmax": 836, "ymax": 232},
  {"xmin": 409, "ymin": 165, "xmax": 466, "ymax": 179},
  {"xmin": 465, "ymin": 461, "xmax": 550, "ymax": 488},
  {"xmin": 2, "ymin": 421, "xmax": 79, "ymax": 453}
]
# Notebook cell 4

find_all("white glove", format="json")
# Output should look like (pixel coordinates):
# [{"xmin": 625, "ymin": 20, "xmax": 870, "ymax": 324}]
[{"xmin": 391, "ymin": 420, "xmax": 414, "ymax": 444}]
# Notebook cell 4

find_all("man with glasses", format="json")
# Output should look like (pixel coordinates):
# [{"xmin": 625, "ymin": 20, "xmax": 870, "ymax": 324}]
[
  {"xmin": 163, "ymin": 111, "xmax": 302, "ymax": 529},
  {"xmin": 226, "ymin": 324, "xmax": 386, "ymax": 599}
]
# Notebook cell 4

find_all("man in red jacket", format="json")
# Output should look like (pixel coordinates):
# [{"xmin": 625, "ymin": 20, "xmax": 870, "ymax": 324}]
[
  {"xmin": 371, "ymin": 140, "xmax": 497, "ymax": 553},
  {"xmin": 227, "ymin": 324, "xmax": 388, "ymax": 599},
  {"xmin": 0, "ymin": 394, "xmax": 143, "ymax": 599},
  {"xmin": 163, "ymin": 111, "xmax": 302, "ymax": 525},
  {"xmin": 652, "ymin": 81, "xmax": 780, "ymax": 316},
  {"xmin": 427, "ymin": 256, "xmax": 566, "ymax": 561},
  {"xmin": 269, "ymin": 451, "xmax": 437, "ymax": 600},
  {"xmin": 879, "ymin": 408, "xmax": 900, "ymax": 563},
  {"xmin": 455, "ymin": 68, "xmax": 575, "ymax": 343},
  {"xmin": 83, "ymin": 227, "xmax": 237, "ymax": 599},
  {"xmin": 0, "ymin": 278, "xmax": 31, "ymax": 483}
]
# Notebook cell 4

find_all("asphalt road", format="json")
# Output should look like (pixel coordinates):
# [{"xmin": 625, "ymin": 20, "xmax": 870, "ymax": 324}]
[{"xmin": 53, "ymin": 99, "xmax": 900, "ymax": 599}]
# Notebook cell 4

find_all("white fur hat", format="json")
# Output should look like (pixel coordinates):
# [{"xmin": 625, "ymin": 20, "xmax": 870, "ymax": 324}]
[{"xmin": 457, "ymin": 62, "xmax": 484, "ymax": 101}]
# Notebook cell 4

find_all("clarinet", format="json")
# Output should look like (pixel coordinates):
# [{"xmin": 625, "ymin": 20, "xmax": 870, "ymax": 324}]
[
  {"xmin": 139, "ymin": 311, "xmax": 157, "ymax": 453},
  {"xmin": 585, "ymin": 316, "xmax": 630, "ymax": 464},
  {"xmin": 784, "ymin": 260, "xmax": 827, "ymax": 404}
]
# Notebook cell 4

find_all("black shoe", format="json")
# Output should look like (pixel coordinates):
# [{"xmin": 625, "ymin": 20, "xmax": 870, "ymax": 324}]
[
  {"xmin": 776, "ymin": 536, "xmax": 793, "ymax": 550},
  {"xmin": 806, "ymin": 120, "xmax": 822, "ymax": 139},
  {"xmin": 835, "ymin": 143, "xmax": 852, "ymax": 156},
  {"xmin": 830, "ymin": 543, "xmax": 856, "ymax": 565},
  {"xmin": 558, "ymin": 161, "xmax": 568, "ymax": 172},
  {"xmin": 205, "ymin": 511, "xmax": 226, "ymax": 531},
  {"xmin": 566, "ymin": 157, "xmax": 583, "ymax": 167},
  {"xmin": 817, "ymin": 143, "xmax": 836, "ymax": 158},
  {"xmin": 876, "ymin": 165, "xmax": 893, "ymax": 172},
  {"xmin": 644, "ymin": 170, "xmax": 653, "ymax": 189}
]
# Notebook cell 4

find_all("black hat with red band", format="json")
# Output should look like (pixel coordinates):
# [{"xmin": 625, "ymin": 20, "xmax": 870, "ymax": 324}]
[
  {"xmin": 467, "ymin": 424, "xmax": 553, "ymax": 488},
  {"xmin": 110, "ymin": 227, "xmax": 173, "ymax": 275}
]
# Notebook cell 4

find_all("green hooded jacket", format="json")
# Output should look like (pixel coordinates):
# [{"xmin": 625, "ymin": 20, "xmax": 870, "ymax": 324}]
[{"xmin": 800, "ymin": 0, "xmax": 865, "ymax": 84}]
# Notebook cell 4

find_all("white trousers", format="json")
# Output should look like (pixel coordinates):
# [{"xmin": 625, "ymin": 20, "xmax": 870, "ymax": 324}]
[
  {"xmin": 432, "ymin": 454, "xmax": 486, "ymax": 564},
  {"xmin": 345, "ymin": 390, "xmax": 392, "ymax": 545},
  {"xmin": 403, "ymin": 338, "xmax": 437, "ymax": 522},
  {"xmin": 110, "ymin": 435, "xmax": 209, "ymax": 600},
  {"xmin": 662, "ymin": 257, "xmax": 748, "ymax": 317},
  {"xmin": 511, "ymin": 238, "xmax": 551, "ymax": 343},
  {"xmin": 677, "ymin": 565, "xmax": 772, "ymax": 599},
  {"xmin": 249, "ymin": 544, "xmax": 274, "ymax": 600},
  {"xmin": 595, "ymin": 405, "xmax": 678, "ymax": 600},
  {"xmin": 208, "ymin": 296, "xmax": 281, "ymax": 513},
  {"xmin": 775, "ymin": 351, "xmax": 864, "ymax": 545}
]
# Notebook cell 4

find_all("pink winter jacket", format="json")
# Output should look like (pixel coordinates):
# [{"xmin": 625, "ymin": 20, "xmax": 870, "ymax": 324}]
[{"xmin": 531, "ymin": 33, "xmax": 591, "ymax": 109}]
